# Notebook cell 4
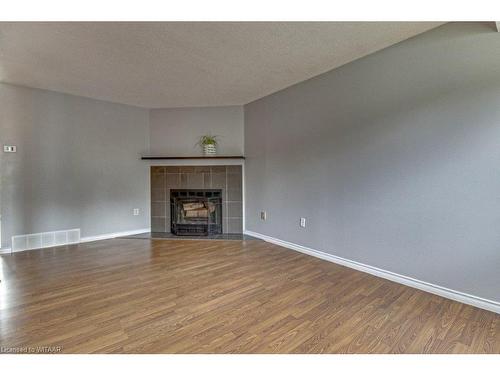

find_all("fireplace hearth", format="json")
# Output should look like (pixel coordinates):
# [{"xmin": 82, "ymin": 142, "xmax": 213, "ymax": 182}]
[{"xmin": 170, "ymin": 189, "xmax": 223, "ymax": 236}]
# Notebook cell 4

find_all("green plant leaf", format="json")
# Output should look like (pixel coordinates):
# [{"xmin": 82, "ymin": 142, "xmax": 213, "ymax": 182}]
[{"xmin": 196, "ymin": 134, "xmax": 218, "ymax": 147}]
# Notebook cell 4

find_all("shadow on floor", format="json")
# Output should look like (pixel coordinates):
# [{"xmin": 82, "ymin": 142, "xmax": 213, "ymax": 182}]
[{"xmin": 120, "ymin": 232, "xmax": 260, "ymax": 241}]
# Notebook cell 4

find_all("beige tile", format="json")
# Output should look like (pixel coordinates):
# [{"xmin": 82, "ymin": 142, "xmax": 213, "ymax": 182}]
[
  {"xmin": 186, "ymin": 173, "xmax": 204, "ymax": 189},
  {"xmin": 151, "ymin": 173, "xmax": 165, "ymax": 189},
  {"xmin": 166, "ymin": 173, "xmax": 180, "ymax": 189},
  {"xmin": 227, "ymin": 188, "xmax": 242, "ymax": 201},
  {"xmin": 211, "ymin": 173, "xmax": 226, "ymax": 189},
  {"xmin": 165, "ymin": 166, "xmax": 179, "ymax": 173},
  {"xmin": 226, "ymin": 165, "xmax": 242, "ymax": 174},
  {"xmin": 195, "ymin": 166, "xmax": 211, "ymax": 173},
  {"xmin": 180, "ymin": 166, "xmax": 196, "ymax": 173},
  {"xmin": 222, "ymin": 202, "xmax": 228, "ymax": 220},
  {"xmin": 227, "ymin": 202, "xmax": 242, "ymax": 218},
  {"xmin": 210, "ymin": 166, "xmax": 226, "ymax": 173},
  {"xmin": 151, "ymin": 166, "xmax": 165, "ymax": 174},
  {"xmin": 180, "ymin": 174, "xmax": 188, "ymax": 188},
  {"xmin": 151, "ymin": 202, "xmax": 166, "ymax": 217},
  {"xmin": 203, "ymin": 173, "xmax": 211, "ymax": 188},
  {"xmin": 227, "ymin": 218, "xmax": 243, "ymax": 233},
  {"xmin": 151, "ymin": 217, "xmax": 166, "ymax": 232},
  {"xmin": 165, "ymin": 201, "xmax": 171, "ymax": 226},
  {"xmin": 227, "ymin": 173, "xmax": 242, "ymax": 189},
  {"xmin": 151, "ymin": 188, "xmax": 166, "ymax": 202}
]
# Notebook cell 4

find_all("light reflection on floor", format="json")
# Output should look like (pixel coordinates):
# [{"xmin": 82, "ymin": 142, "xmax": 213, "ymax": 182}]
[{"xmin": 0, "ymin": 255, "xmax": 8, "ymax": 310}]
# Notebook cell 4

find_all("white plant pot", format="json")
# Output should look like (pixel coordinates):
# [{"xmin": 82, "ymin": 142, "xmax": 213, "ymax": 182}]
[{"xmin": 203, "ymin": 144, "xmax": 217, "ymax": 156}]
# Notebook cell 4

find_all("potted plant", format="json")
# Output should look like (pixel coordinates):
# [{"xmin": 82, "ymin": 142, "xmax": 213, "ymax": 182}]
[{"xmin": 197, "ymin": 135, "xmax": 218, "ymax": 156}]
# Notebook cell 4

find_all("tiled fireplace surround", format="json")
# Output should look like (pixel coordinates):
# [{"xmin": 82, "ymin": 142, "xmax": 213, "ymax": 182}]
[{"xmin": 151, "ymin": 165, "xmax": 243, "ymax": 234}]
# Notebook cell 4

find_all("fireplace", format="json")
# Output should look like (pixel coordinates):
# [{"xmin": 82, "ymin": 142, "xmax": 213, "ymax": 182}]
[
  {"xmin": 170, "ymin": 189, "xmax": 223, "ymax": 236},
  {"xmin": 150, "ymin": 165, "xmax": 242, "ymax": 234}
]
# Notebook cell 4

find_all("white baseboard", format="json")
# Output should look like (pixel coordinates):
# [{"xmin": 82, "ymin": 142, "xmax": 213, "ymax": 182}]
[
  {"xmin": 0, "ymin": 228, "xmax": 150, "ymax": 254},
  {"xmin": 80, "ymin": 228, "xmax": 151, "ymax": 243},
  {"xmin": 244, "ymin": 230, "xmax": 500, "ymax": 314},
  {"xmin": 0, "ymin": 247, "xmax": 12, "ymax": 255}
]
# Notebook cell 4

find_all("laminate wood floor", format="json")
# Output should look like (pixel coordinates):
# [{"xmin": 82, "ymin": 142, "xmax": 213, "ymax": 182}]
[{"xmin": 0, "ymin": 238, "xmax": 498, "ymax": 353}]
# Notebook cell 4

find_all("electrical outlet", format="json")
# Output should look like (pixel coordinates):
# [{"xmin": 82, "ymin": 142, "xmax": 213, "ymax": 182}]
[
  {"xmin": 260, "ymin": 211, "xmax": 267, "ymax": 221},
  {"xmin": 300, "ymin": 217, "xmax": 306, "ymax": 228},
  {"xmin": 3, "ymin": 145, "xmax": 17, "ymax": 153},
  {"xmin": 133, "ymin": 208, "xmax": 140, "ymax": 216}
]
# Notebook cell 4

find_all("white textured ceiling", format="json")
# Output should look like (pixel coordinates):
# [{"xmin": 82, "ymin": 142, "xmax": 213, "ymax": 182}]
[{"xmin": 0, "ymin": 22, "xmax": 443, "ymax": 108}]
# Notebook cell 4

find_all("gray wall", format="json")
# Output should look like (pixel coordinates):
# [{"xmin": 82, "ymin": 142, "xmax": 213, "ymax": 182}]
[
  {"xmin": 244, "ymin": 22, "xmax": 500, "ymax": 302},
  {"xmin": 149, "ymin": 106, "xmax": 244, "ymax": 156},
  {"xmin": 0, "ymin": 83, "xmax": 150, "ymax": 248}
]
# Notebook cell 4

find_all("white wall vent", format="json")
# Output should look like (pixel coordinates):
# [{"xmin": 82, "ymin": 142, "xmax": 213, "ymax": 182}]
[{"xmin": 11, "ymin": 229, "xmax": 80, "ymax": 252}]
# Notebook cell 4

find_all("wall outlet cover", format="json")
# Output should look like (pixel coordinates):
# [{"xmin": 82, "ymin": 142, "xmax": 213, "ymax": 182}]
[
  {"xmin": 3, "ymin": 145, "xmax": 17, "ymax": 153},
  {"xmin": 133, "ymin": 208, "xmax": 140, "ymax": 216},
  {"xmin": 300, "ymin": 217, "xmax": 306, "ymax": 228},
  {"xmin": 260, "ymin": 211, "xmax": 267, "ymax": 221}
]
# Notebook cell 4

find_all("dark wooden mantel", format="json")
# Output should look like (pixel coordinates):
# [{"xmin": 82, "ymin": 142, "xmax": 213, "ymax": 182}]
[{"xmin": 141, "ymin": 156, "xmax": 245, "ymax": 160}]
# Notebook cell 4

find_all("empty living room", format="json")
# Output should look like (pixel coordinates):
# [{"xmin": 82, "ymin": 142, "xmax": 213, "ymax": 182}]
[{"xmin": 1, "ymin": 0, "xmax": 499, "ymax": 372}]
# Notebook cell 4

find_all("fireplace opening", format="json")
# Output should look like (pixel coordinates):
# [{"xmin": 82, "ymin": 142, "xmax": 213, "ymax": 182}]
[{"xmin": 170, "ymin": 189, "xmax": 223, "ymax": 236}]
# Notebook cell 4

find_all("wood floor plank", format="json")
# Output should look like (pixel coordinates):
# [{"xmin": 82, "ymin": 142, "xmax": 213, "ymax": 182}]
[{"xmin": 0, "ymin": 238, "xmax": 498, "ymax": 353}]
